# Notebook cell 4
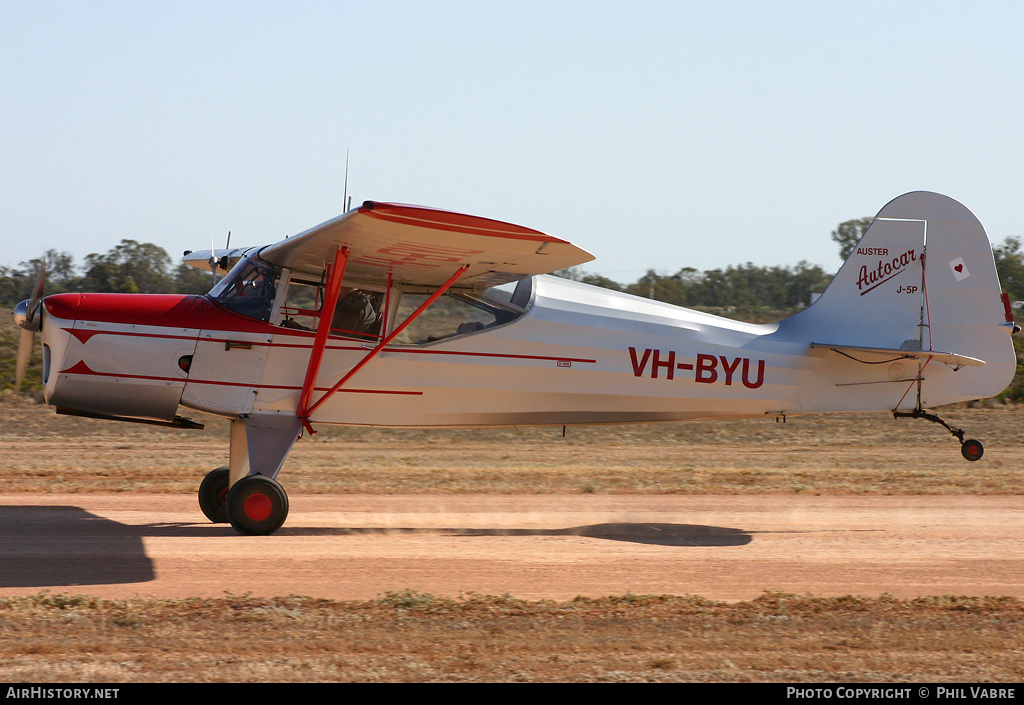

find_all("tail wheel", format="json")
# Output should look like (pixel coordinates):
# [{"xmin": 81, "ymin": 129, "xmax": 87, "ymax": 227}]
[
  {"xmin": 198, "ymin": 466, "xmax": 230, "ymax": 523},
  {"xmin": 225, "ymin": 475, "xmax": 289, "ymax": 535},
  {"xmin": 961, "ymin": 439, "xmax": 984, "ymax": 462}
]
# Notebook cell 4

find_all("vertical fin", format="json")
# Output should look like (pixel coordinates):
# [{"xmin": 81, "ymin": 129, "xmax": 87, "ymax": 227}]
[
  {"xmin": 780, "ymin": 191, "xmax": 1016, "ymax": 409},
  {"xmin": 783, "ymin": 213, "xmax": 926, "ymax": 350}
]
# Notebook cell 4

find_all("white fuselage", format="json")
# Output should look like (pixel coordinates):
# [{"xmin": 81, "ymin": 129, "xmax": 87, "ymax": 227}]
[
  {"xmin": 237, "ymin": 275, "xmax": 789, "ymax": 427},
  {"xmin": 38, "ymin": 273, "xmax": 1015, "ymax": 430}
]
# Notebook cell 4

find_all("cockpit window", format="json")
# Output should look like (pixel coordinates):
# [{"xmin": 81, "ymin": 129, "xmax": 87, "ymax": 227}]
[
  {"xmin": 392, "ymin": 281, "xmax": 529, "ymax": 345},
  {"xmin": 209, "ymin": 256, "xmax": 281, "ymax": 322}
]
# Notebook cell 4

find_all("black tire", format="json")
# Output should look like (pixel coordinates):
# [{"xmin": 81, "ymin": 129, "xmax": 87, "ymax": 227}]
[
  {"xmin": 198, "ymin": 466, "xmax": 230, "ymax": 523},
  {"xmin": 961, "ymin": 439, "xmax": 984, "ymax": 462},
  {"xmin": 225, "ymin": 474, "xmax": 289, "ymax": 535}
]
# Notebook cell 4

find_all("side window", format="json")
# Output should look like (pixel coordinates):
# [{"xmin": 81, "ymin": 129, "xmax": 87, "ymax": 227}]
[
  {"xmin": 392, "ymin": 291, "xmax": 522, "ymax": 345},
  {"xmin": 330, "ymin": 289, "xmax": 385, "ymax": 340},
  {"xmin": 279, "ymin": 278, "xmax": 322, "ymax": 331},
  {"xmin": 270, "ymin": 276, "xmax": 532, "ymax": 343},
  {"xmin": 277, "ymin": 280, "xmax": 385, "ymax": 341}
]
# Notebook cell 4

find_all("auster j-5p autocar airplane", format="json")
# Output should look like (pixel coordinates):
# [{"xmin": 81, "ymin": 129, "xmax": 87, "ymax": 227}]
[{"xmin": 12, "ymin": 191, "xmax": 1020, "ymax": 535}]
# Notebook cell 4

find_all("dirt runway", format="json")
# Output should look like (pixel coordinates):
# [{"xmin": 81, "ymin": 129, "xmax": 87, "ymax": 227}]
[{"xmin": 1, "ymin": 493, "xmax": 1021, "ymax": 602}]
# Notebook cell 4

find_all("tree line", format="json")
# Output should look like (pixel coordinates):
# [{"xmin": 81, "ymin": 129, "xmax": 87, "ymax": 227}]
[
  {"xmin": 560, "ymin": 221, "xmax": 1024, "ymax": 321},
  {"xmin": 0, "ymin": 240, "xmax": 216, "ymax": 307},
  {"xmin": 3, "ymin": 220, "xmax": 1024, "ymax": 315},
  {"xmin": 556, "ymin": 261, "xmax": 834, "ymax": 321},
  {"xmin": 1, "ymin": 239, "xmax": 836, "ymax": 317},
  {"xmin": 2, "ymin": 220, "xmax": 1024, "ymax": 311}
]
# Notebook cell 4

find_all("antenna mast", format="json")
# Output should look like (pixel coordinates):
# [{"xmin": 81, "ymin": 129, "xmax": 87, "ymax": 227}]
[{"xmin": 343, "ymin": 148, "xmax": 350, "ymax": 211}]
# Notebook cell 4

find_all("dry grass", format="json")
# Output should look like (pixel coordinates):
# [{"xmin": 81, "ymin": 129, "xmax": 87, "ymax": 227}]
[
  {"xmin": 2, "ymin": 390, "xmax": 1023, "ymax": 496},
  {"xmin": 2, "ymin": 393, "xmax": 1024, "ymax": 682},
  {"xmin": 1, "ymin": 591, "xmax": 1023, "ymax": 683}
]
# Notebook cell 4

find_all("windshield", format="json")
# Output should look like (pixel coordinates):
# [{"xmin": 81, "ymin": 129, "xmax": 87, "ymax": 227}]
[{"xmin": 208, "ymin": 255, "xmax": 281, "ymax": 322}]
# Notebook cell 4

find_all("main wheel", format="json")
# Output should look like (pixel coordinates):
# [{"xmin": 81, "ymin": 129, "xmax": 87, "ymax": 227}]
[
  {"xmin": 198, "ymin": 466, "xmax": 230, "ymax": 523},
  {"xmin": 225, "ymin": 474, "xmax": 289, "ymax": 535},
  {"xmin": 961, "ymin": 439, "xmax": 984, "ymax": 462}
]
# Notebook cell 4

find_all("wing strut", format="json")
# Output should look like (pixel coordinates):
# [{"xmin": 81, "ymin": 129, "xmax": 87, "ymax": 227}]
[
  {"xmin": 300, "ymin": 263, "xmax": 470, "ymax": 431},
  {"xmin": 297, "ymin": 247, "xmax": 350, "ymax": 429}
]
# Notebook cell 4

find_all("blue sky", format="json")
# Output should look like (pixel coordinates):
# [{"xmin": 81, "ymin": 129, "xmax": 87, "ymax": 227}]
[{"xmin": 3, "ymin": 1, "xmax": 1022, "ymax": 285}]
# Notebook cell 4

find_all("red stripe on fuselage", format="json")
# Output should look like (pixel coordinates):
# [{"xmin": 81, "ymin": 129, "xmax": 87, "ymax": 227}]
[
  {"xmin": 389, "ymin": 348, "xmax": 596, "ymax": 364},
  {"xmin": 58, "ymin": 318, "xmax": 596, "ymax": 366},
  {"xmin": 58, "ymin": 358, "xmax": 420, "ymax": 395}
]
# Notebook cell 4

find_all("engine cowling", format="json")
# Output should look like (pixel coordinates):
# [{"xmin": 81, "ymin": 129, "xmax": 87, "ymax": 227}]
[{"xmin": 39, "ymin": 293, "xmax": 208, "ymax": 422}]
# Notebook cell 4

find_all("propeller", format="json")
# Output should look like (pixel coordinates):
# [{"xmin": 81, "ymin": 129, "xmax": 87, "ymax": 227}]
[
  {"xmin": 13, "ymin": 261, "xmax": 45, "ymax": 391},
  {"xmin": 207, "ymin": 231, "xmax": 232, "ymax": 286}
]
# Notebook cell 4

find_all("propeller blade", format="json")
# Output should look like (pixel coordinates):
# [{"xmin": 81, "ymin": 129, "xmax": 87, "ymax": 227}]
[
  {"xmin": 24, "ymin": 261, "xmax": 46, "ymax": 328},
  {"xmin": 15, "ymin": 327, "xmax": 34, "ymax": 390},
  {"xmin": 15, "ymin": 259, "xmax": 46, "ymax": 390},
  {"xmin": 211, "ymin": 234, "xmax": 217, "ymax": 285},
  {"xmin": 30, "ymin": 261, "xmax": 45, "ymax": 301}
]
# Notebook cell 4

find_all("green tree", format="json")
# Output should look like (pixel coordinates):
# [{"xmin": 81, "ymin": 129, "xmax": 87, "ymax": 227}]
[
  {"xmin": 0, "ymin": 249, "xmax": 79, "ymax": 307},
  {"xmin": 175, "ymin": 262, "xmax": 220, "ymax": 295},
  {"xmin": 993, "ymin": 236, "xmax": 1024, "ymax": 302},
  {"xmin": 551, "ymin": 267, "xmax": 624, "ymax": 291},
  {"xmin": 625, "ymin": 270, "xmax": 688, "ymax": 303},
  {"xmin": 788, "ymin": 261, "xmax": 833, "ymax": 308},
  {"xmin": 831, "ymin": 218, "xmax": 873, "ymax": 261},
  {"xmin": 80, "ymin": 240, "xmax": 175, "ymax": 293}
]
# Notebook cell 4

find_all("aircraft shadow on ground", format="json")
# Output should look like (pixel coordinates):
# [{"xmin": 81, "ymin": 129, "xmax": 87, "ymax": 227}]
[
  {"xmin": 0, "ymin": 506, "xmax": 751, "ymax": 588},
  {"xmin": 0, "ymin": 506, "xmax": 155, "ymax": 588},
  {"xmin": 274, "ymin": 523, "xmax": 754, "ymax": 547}
]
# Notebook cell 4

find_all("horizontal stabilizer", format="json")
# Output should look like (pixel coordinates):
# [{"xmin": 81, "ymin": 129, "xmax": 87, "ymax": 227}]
[{"xmin": 810, "ymin": 342, "xmax": 985, "ymax": 368}]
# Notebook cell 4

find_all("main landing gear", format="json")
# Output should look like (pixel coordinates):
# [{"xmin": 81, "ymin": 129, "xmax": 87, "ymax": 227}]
[
  {"xmin": 893, "ymin": 409, "xmax": 984, "ymax": 462},
  {"xmin": 197, "ymin": 467, "xmax": 290, "ymax": 535}
]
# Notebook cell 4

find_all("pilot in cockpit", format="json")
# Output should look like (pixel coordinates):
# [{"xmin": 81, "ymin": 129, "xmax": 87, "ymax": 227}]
[
  {"xmin": 215, "ymin": 261, "xmax": 279, "ymax": 322},
  {"xmin": 331, "ymin": 288, "xmax": 384, "ymax": 339}
]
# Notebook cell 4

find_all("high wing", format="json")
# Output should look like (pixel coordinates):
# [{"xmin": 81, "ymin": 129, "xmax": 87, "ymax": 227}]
[{"xmin": 256, "ymin": 201, "xmax": 595, "ymax": 288}]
